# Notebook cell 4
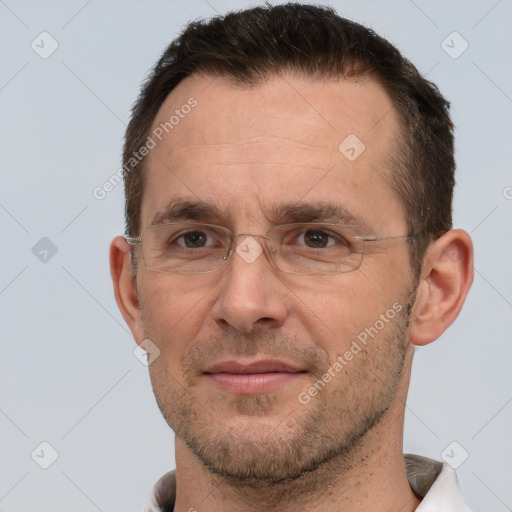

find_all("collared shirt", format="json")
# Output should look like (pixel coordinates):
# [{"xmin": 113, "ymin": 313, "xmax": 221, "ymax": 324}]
[{"xmin": 144, "ymin": 454, "xmax": 472, "ymax": 512}]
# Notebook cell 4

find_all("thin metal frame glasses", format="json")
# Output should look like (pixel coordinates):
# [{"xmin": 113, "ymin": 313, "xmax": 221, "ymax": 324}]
[{"xmin": 124, "ymin": 222, "xmax": 414, "ymax": 275}]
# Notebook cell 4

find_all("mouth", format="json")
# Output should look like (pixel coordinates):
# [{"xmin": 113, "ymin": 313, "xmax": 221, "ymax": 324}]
[{"xmin": 203, "ymin": 359, "xmax": 307, "ymax": 394}]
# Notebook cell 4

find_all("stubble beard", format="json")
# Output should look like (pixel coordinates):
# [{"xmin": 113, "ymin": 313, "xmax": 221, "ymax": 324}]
[{"xmin": 148, "ymin": 296, "xmax": 414, "ymax": 494}]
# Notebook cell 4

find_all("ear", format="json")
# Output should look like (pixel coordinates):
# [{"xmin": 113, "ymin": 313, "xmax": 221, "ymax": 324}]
[
  {"xmin": 409, "ymin": 229, "xmax": 473, "ymax": 346},
  {"xmin": 110, "ymin": 236, "xmax": 145, "ymax": 343}
]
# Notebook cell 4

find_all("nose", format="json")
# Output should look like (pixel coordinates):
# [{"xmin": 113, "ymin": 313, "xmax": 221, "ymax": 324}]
[{"xmin": 211, "ymin": 235, "xmax": 289, "ymax": 334}]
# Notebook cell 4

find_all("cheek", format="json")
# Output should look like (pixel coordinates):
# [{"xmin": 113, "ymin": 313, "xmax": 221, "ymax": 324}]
[
  {"xmin": 137, "ymin": 274, "xmax": 216, "ymax": 364},
  {"xmin": 286, "ymin": 263, "xmax": 410, "ymax": 359}
]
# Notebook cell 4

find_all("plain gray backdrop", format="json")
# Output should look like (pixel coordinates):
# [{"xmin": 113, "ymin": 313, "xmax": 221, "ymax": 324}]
[{"xmin": 1, "ymin": 0, "xmax": 511, "ymax": 511}]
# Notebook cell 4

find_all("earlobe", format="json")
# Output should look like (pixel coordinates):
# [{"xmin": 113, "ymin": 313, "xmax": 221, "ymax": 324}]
[
  {"xmin": 109, "ymin": 236, "xmax": 144, "ymax": 342},
  {"xmin": 409, "ymin": 229, "xmax": 473, "ymax": 347}
]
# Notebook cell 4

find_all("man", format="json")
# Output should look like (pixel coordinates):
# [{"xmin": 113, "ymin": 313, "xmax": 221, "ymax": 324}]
[{"xmin": 110, "ymin": 3, "xmax": 473, "ymax": 511}]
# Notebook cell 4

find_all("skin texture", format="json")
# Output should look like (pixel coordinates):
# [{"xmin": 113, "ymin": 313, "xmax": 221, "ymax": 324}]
[{"xmin": 110, "ymin": 72, "xmax": 473, "ymax": 512}]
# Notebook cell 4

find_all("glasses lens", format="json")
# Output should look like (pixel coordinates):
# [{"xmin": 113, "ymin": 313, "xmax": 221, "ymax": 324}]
[
  {"xmin": 268, "ymin": 224, "xmax": 364, "ymax": 274},
  {"xmin": 142, "ymin": 224, "xmax": 230, "ymax": 273},
  {"xmin": 138, "ymin": 222, "xmax": 364, "ymax": 275}
]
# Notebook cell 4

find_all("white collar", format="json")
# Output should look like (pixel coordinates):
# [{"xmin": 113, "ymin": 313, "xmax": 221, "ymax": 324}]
[
  {"xmin": 144, "ymin": 454, "xmax": 471, "ymax": 511},
  {"xmin": 405, "ymin": 454, "xmax": 471, "ymax": 511}
]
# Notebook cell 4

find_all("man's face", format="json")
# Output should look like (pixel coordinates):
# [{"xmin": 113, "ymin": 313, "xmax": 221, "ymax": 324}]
[{"xmin": 135, "ymin": 73, "xmax": 416, "ymax": 483}]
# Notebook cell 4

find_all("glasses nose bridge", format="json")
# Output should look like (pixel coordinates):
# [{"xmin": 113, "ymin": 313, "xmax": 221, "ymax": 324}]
[
  {"xmin": 225, "ymin": 231, "xmax": 273, "ymax": 261},
  {"xmin": 230, "ymin": 231, "xmax": 271, "ymax": 241}
]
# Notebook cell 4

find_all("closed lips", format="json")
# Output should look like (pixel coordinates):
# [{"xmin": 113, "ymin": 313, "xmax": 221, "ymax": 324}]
[{"xmin": 204, "ymin": 360, "xmax": 306, "ymax": 374}]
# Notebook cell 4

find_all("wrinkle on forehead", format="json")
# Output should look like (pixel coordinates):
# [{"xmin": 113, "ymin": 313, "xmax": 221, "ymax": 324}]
[
  {"xmin": 148, "ymin": 73, "xmax": 398, "ymax": 183},
  {"xmin": 142, "ymin": 73, "xmax": 407, "ymax": 236},
  {"xmin": 165, "ymin": 136, "xmax": 336, "ymax": 170}
]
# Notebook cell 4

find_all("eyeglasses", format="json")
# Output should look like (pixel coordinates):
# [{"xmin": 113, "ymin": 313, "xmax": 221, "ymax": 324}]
[{"xmin": 124, "ymin": 222, "xmax": 414, "ymax": 275}]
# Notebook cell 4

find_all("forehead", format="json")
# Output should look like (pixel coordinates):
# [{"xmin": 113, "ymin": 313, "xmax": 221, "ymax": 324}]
[{"xmin": 141, "ymin": 72, "xmax": 405, "ymax": 232}]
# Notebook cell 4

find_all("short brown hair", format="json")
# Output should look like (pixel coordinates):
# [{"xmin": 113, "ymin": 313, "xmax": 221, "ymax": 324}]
[{"xmin": 123, "ymin": 2, "xmax": 455, "ymax": 275}]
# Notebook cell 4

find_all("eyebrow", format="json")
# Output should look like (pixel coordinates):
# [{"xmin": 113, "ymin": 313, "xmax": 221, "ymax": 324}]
[
  {"xmin": 267, "ymin": 202, "xmax": 373, "ymax": 232},
  {"xmin": 150, "ymin": 199, "xmax": 226, "ymax": 226},
  {"xmin": 149, "ymin": 199, "xmax": 373, "ymax": 233}
]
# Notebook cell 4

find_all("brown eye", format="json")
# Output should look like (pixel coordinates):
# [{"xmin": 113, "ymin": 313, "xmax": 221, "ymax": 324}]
[
  {"xmin": 303, "ymin": 230, "xmax": 330, "ymax": 248},
  {"xmin": 181, "ymin": 231, "xmax": 208, "ymax": 248}
]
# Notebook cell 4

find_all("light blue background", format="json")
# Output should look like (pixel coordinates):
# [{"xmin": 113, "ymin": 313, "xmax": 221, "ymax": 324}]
[{"xmin": 1, "ymin": 1, "xmax": 511, "ymax": 510}]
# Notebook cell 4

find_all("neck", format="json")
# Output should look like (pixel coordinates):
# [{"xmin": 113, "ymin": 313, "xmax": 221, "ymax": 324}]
[
  {"xmin": 174, "ymin": 350, "xmax": 419, "ymax": 512},
  {"xmin": 173, "ymin": 422, "xmax": 419, "ymax": 511}
]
